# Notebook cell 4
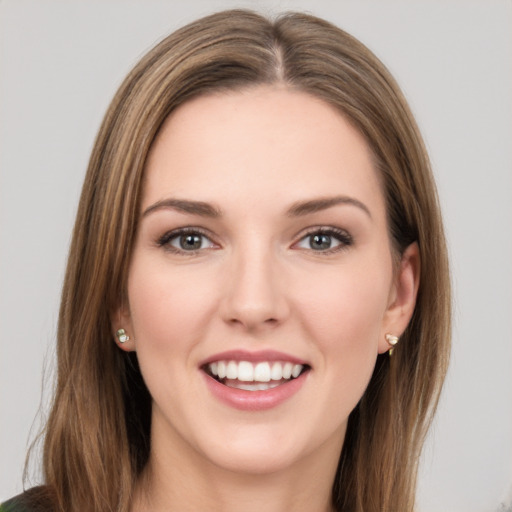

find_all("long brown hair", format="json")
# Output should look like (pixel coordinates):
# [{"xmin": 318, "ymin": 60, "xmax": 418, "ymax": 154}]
[{"xmin": 34, "ymin": 10, "xmax": 450, "ymax": 512}]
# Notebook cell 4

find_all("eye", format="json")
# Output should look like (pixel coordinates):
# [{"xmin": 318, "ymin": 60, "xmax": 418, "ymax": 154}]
[
  {"xmin": 294, "ymin": 228, "xmax": 353, "ymax": 253},
  {"xmin": 158, "ymin": 228, "xmax": 216, "ymax": 253}
]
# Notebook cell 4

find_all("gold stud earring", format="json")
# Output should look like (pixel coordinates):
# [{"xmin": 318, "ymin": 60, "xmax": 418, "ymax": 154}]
[
  {"xmin": 385, "ymin": 333, "xmax": 399, "ymax": 355},
  {"xmin": 116, "ymin": 328, "xmax": 130, "ymax": 344}
]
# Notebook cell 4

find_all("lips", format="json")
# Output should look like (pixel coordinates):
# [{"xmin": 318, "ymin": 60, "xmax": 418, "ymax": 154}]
[{"xmin": 200, "ymin": 350, "xmax": 310, "ymax": 410}]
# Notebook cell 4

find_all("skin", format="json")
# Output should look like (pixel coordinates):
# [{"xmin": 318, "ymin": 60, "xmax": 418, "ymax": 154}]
[{"xmin": 115, "ymin": 85, "xmax": 419, "ymax": 512}]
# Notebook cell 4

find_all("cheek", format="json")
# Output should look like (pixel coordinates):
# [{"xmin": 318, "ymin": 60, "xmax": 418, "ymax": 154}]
[
  {"xmin": 295, "ymin": 262, "xmax": 392, "ymax": 348},
  {"xmin": 126, "ymin": 260, "xmax": 218, "ymax": 355},
  {"xmin": 125, "ymin": 261, "xmax": 222, "ymax": 414},
  {"xmin": 292, "ymin": 257, "xmax": 392, "ymax": 410}
]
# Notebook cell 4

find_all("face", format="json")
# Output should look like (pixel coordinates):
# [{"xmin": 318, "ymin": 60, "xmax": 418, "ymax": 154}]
[{"xmin": 116, "ymin": 86, "xmax": 418, "ymax": 477}]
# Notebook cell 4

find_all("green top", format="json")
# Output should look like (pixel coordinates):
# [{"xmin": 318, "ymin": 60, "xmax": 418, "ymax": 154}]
[
  {"xmin": 0, "ymin": 488, "xmax": 52, "ymax": 512},
  {"xmin": 0, "ymin": 497, "xmax": 31, "ymax": 512}
]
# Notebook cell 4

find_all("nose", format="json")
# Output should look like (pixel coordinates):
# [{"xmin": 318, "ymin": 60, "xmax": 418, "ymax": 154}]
[{"xmin": 220, "ymin": 244, "xmax": 290, "ymax": 332}]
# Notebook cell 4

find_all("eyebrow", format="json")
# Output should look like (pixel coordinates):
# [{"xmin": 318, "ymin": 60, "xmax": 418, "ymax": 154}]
[
  {"xmin": 142, "ymin": 195, "xmax": 371, "ymax": 219},
  {"xmin": 286, "ymin": 196, "xmax": 372, "ymax": 218},
  {"xmin": 142, "ymin": 198, "xmax": 221, "ymax": 218}
]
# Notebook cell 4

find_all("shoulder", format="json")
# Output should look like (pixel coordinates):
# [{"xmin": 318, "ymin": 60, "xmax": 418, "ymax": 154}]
[{"xmin": 1, "ymin": 487, "xmax": 55, "ymax": 512}]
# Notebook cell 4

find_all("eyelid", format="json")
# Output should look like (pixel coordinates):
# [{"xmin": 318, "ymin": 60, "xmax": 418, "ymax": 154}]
[
  {"xmin": 292, "ymin": 226, "xmax": 353, "ymax": 253},
  {"xmin": 156, "ymin": 225, "xmax": 352, "ymax": 255},
  {"xmin": 157, "ymin": 226, "xmax": 219, "ymax": 254}
]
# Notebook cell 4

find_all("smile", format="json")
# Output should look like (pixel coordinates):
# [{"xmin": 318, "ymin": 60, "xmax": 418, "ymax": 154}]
[
  {"xmin": 205, "ymin": 360, "xmax": 307, "ymax": 391},
  {"xmin": 200, "ymin": 350, "xmax": 311, "ymax": 410}
]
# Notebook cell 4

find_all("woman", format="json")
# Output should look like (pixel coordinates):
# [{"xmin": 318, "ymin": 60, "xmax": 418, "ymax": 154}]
[{"xmin": 1, "ymin": 9, "xmax": 450, "ymax": 512}]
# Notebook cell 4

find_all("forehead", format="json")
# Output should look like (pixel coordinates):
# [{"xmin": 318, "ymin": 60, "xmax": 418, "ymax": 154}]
[{"xmin": 143, "ymin": 86, "xmax": 385, "ymax": 219}]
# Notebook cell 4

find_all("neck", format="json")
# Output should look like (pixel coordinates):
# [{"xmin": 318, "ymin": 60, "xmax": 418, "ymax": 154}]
[
  {"xmin": 132, "ymin": 425, "xmax": 341, "ymax": 512},
  {"xmin": 135, "ymin": 465, "xmax": 336, "ymax": 512}
]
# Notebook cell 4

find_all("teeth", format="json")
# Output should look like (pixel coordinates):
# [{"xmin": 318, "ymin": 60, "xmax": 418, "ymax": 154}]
[
  {"xmin": 227, "ymin": 381, "xmax": 282, "ymax": 391},
  {"xmin": 206, "ymin": 360, "xmax": 305, "ymax": 383},
  {"xmin": 238, "ymin": 361, "xmax": 254, "ymax": 382},
  {"xmin": 270, "ymin": 362, "xmax": 282, "ymax": 380},
  {"xmin": 254, "ymin": 362, "xmax": 271, "ymax": 382},
  {"xmin": 282, "ymin": 362, "xmax": 293, "ymax": 379},
  {"xmin": 226, "ymin": 361, "xmax": 237, "ymax": 379},
  {"xmin": 292, "ymin": 364, "xmax": 302, "ymax": 378}
]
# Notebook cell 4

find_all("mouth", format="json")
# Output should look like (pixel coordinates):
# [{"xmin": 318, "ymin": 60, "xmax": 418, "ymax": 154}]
[{"xmin": 203, "ymin": 360, "xmax": 310, "ymax": 391}]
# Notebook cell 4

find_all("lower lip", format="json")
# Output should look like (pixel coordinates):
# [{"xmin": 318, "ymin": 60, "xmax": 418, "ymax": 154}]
[{"xmin": 202, "ymin": 371, "xmax": 308, "ymax": 411}]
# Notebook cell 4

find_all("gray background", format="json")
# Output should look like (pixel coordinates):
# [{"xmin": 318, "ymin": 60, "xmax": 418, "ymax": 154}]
[{"xmin": 1, "ymin": 1, "xmax": 511, "ymax": 510}]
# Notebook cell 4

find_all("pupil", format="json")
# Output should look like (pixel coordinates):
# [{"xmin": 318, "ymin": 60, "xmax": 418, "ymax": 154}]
[
  {"xmin": 311, "ymin": 234, "xmax": 331, "ymax": 250},
  {"xmin": 181, "ymin": 234, "xmax": 201, "ymax": 250}
]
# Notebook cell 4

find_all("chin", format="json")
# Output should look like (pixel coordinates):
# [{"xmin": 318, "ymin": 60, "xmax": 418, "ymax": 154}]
[
  {"xmin": 207, "ymin": 445, "xmax": 308, "ymax": 476},
  {"xmin": 196, "ymin": 420, "xmax": 345, "ymax": 477}
]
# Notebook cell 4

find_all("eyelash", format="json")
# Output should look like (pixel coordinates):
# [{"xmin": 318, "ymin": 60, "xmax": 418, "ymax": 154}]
[
  {"xmin": 157, "ymin": 227, "xmax": 217, "ymax": 255},
  {"xmin": 294, "ymin": 227, "xmax": 353, "ymax": 254},
  {"xmin": 156, "ymin": 226, "xmax": 353, "ymax": 255}
]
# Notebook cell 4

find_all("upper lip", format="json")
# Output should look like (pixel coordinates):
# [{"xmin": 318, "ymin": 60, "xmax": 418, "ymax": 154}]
[{"xmin": 199, "ymin": 349, "xmax": 309, "ymax": 367}]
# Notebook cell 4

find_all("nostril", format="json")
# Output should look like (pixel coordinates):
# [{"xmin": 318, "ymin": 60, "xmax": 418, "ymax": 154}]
[{"xmin": 227, "ymin": 315, "xmax": 279, "ymax": 329}]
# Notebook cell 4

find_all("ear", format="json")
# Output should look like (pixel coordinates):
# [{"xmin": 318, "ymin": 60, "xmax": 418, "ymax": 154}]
[
  {"xmin": 111, "ymin": 301, "xmax": 136, "ymax": 352},
  {"xmin": 378, "ymin": 242, "xmax": 421, "ymax": 354}
]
